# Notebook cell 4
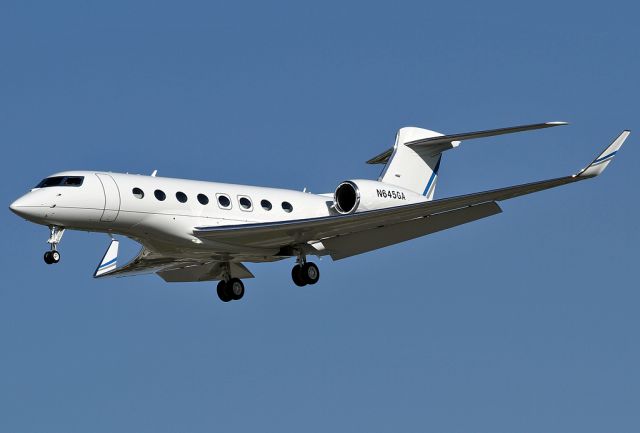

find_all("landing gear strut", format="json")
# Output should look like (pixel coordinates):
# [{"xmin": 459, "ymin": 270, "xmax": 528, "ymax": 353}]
[
  {"xmin": 44, "ymin": 226, "xmax": 64, "ymax": 265},
  {"xmin": 291, "ymin": 253, "xmax": 320, "ymax": 286}
]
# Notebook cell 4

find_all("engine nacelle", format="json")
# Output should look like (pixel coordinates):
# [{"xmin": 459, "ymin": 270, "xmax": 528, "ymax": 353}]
[{"xmin": 333, "ymin": 179, "xmax": 425, "ymax": 214}]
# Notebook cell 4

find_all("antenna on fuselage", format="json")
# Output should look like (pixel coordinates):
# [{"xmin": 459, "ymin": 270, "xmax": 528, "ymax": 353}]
[{"xmin": 151, "ymin": 170, "xmax": 158, "ymax": 177}]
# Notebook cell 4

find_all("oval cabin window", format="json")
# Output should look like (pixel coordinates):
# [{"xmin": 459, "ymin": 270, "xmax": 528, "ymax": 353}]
[
  {"xmin": 197, "ymin": 194, "xmax": 209, "ymax": 205},
  {"xmin": 282, "ymin": 201, "xmax": 293, "ymax": 213},
  {"xmin": 176, "ymin": 192, "xmax": 188, "ymax": 203},
  {"xmin": 217, "ymin": 195, "xmax": 231, "ymax": 209},
  {"xmin": 239, "ymin": 196, "xmax": 252, "ymax": 210},
  {"xmin": 154, "ymin": 190, "xmax": 166, "ymax": 201},
  {"xmin": 132, "ymin": 188, "xmax": 144, "ymax": 199}
]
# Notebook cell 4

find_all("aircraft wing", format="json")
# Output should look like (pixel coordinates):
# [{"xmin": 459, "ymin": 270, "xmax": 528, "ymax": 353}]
[
  {"xmin": 194, "ymin": 131, "xmax": 629, "ymax": 253},
  {"xmin": 93, "ymin": 239, "xmax": 254, "ymax": 282}
]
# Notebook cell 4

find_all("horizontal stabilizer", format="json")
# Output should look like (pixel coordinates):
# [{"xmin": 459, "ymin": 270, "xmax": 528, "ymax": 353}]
[
  {"xmin": 94, "ymin": 239, "xmax": 119, "ymax": 277},
  {"xmin": 404, "ymin": 121, "xmax": 568, "ymax": 147},
  {"xmin": 367, "ymin": 121, "xmax": 568, "ymax": 164}
]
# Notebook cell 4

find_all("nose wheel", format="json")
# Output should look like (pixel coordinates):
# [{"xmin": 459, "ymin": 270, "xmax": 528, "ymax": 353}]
[
  {"xmin": 43, "ymin": 226, "xmax": 64, "ymax": 265},
  {"xmin": 44, "ymin": 250, "xmax": 60, "ymax": 264}
]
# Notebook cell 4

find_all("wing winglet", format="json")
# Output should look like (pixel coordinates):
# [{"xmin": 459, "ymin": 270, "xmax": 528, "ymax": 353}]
[
  {"xmin": 94, "ymin": 239, "xmax": 119, "ymax": 277},
  {"xmin": 577, "ymin": 130, "xmax": 630, "ymax": 178}
]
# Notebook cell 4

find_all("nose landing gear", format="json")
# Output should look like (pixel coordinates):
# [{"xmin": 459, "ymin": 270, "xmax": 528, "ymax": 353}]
[{"xmin": 43, "ymin": 226, "xmax": 64, "ymax": 265}]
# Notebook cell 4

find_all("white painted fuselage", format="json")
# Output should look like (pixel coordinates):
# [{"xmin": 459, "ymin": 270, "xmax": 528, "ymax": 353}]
[{"xmin": 10, "ymin": 171, "xmax": 426, "ymax": 262}]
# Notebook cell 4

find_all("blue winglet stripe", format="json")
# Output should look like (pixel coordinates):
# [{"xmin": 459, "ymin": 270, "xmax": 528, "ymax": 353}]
[
  {"xmin": 99, "ymin": 258, "xmax": 117, "ymax": 269},
  {"xmin": 593, "ymin": 150, "xmax": 617, "ymax": 164},
  {"xmin": 423, "ymin": 156, "xmax": 442, "ymax": 196}
]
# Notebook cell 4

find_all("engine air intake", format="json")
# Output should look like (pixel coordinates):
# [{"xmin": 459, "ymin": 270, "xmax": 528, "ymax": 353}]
[{"xmin": 334, "ymin": 181, "xmax": 360, "ymax": 214}]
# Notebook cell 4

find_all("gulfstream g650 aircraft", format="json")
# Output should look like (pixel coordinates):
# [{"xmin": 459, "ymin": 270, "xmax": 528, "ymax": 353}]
[{"xmin": 9, "ymin": 122, "xmax": 629, "ymax": 302}]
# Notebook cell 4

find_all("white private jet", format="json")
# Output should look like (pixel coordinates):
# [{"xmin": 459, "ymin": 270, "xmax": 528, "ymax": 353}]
[{"xmin": 9, "ymin": 122, "xmax": 629, "ymax": 302}]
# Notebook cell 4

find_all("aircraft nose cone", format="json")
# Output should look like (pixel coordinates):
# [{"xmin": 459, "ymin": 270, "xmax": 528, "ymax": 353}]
[
  {"xmin": 9, "ymin": 196, "xmax": 36, "ymax": 218},
  {"xmin": 10, "ymin": 197, "xmax": 23, "ymax": 214}
]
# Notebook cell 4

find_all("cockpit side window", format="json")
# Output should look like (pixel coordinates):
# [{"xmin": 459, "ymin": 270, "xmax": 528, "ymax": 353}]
[
  {"xmin": 35, "ymin": 176, "xmax": 85, "ymax": 188},
  {"xmin": 63, "ymin": 176, "xmax": 84, "ymax": 186},
  {"xmin": 36, "ymin": 177, "xmax": 64, "ymax": 188}
]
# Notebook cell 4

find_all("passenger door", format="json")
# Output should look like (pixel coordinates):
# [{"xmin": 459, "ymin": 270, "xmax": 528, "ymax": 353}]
[{"xmin": 95, "ymin": 173, "xmax": 121, "ymax": 222}]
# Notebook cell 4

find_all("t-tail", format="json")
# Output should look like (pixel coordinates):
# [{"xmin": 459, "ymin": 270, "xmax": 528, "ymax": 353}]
[{"xmin": 367, "ymin": 121, "xmax": 569, "ymax": 200}]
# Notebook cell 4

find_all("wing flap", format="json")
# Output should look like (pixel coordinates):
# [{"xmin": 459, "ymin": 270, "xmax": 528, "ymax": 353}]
[{"xmin": 157, "ymin": 262, "xmax": 254, "ymax": 282}]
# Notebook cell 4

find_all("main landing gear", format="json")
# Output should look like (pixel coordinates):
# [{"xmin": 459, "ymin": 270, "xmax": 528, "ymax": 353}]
[
  {"xmin": 217, "ymin": 278, "xmax": 245, "ymax": 302},
  {"xmin": 44, "ymin": 226, "xmax": 64, "ymax": 265},
  {"xmin": 216, "ymin": 262, "xmax": 245, "ymax": 302},
  {"xmin": 291, "ymin": 254, "xmax": 320, "ymax": 287},
  {"xmin": 215, "ymin": 256, "xmax": 321, "ymax": 303}
]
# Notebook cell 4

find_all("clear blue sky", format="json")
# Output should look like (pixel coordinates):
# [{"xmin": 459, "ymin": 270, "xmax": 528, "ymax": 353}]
[{"xmin": 1, "ymin": 1, "xmax": 638, "ymax": 432}]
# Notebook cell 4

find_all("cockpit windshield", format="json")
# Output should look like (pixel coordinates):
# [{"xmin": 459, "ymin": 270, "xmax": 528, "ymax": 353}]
[{"xmin": 35, "ymin": 176, "xmax": 85, "ymax": 188}]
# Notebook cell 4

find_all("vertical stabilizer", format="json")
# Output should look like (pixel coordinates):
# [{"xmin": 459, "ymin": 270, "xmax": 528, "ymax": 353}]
[{"xmin": 379, "ymin": 127, "xmax": 449, "ymax": 199}]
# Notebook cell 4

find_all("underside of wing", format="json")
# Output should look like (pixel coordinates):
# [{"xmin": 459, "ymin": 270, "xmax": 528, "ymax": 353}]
[
  {"xmin": 94, "ymin": 242, "xmax": 184, "ymax": 278},
  {"xmin": 93, "ymin": 239, "xmax": 254, "ymax": 282},
  {"xmin": 157, "ymin": 262, "xmax": 254, "ymax": 282},
  {"xmin": 322, "ymin": 201, "xmax": 502, "ymax": 260}
]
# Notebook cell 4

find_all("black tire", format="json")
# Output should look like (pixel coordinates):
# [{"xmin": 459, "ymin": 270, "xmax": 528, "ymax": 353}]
[
  {"xmin": 217, "ymin": 280, "xmax": 232, "ymax": 302},
  {"xmin": 302, "ymin": 262, "xmax": 320, "ymax": 285},
  {"xmin": 43, "ymin": 251, "xmax": 53, "ymax": 264},
  {"xmin": 291, "ymin": 265, "xmax": 307, "ymax": 286},
  {"xmin": 51, "ymin": 250, "xmax": 60, "ymax": 263},
  {"xmin": 228, "ymin": 278, "xmax": 245, "ymax": 300}
]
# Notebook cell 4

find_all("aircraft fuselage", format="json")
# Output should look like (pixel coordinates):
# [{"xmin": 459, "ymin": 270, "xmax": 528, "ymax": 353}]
[{"xmin": 10, "ymin": 170, "xmax": 352, "ymax": 259}]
